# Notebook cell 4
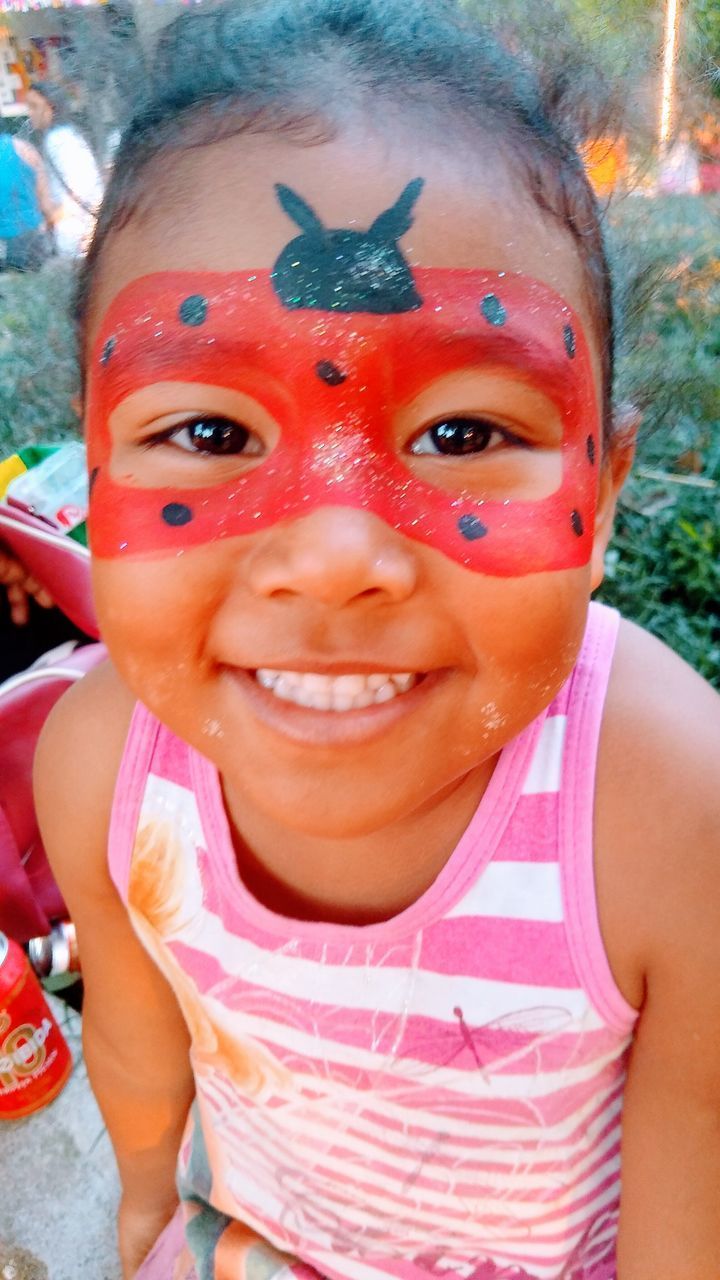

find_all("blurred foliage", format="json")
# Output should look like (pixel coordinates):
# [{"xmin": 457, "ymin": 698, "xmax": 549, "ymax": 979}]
[
  {"xmin": 0, "ymin": 262, "xmax": 81, "ymax": 455},
  {"xmin": 0, "ymin": 193, "xmax": 717, "ymax": 686},
  {"xmin": 598, "ymin": 193, "xmax": 720, "ymax": 686}
]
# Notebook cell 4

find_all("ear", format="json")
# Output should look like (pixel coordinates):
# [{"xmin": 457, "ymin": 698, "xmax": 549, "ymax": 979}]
[
  {"xmin": 590, "ymin": 405, "xmax": 640, "ymax": 590},
  {"xmin": 369, "ymin": 178, "xmax": 425, "ymax": 241},
  {"xmin": 274, "ymin": 184, "xmax": 326, "ymax": 238}
]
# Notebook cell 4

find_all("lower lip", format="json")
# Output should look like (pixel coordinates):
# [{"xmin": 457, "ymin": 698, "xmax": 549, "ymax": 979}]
[{"xmin": 221, "ymin": 668, "xmax": 445, "ymax": 747}]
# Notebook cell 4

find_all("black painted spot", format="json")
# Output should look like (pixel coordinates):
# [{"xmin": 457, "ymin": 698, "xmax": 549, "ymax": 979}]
[
  {"xmin": 315, "ymin": 360, "xmax": 347, "ymax": 386},
  {"xmin": 563, "ymin": 323, "xmax": 576, "ymax": 359},
  {"xmin": 100, "ymin": 336, "xmax": 116, "ymax": 366},
  {"xmin": 88, "ymin": 466, "xmax": 100, "ymax": 495},
  {"xmin": 570, "ymin": 510, "xmax": 584, "ymax": 537},
  {"xmin": 458, "ymin": 514, "xmax": 489, "ymax": 541},
  {"xmin": 179, "ymin": 295, "xmax": 208, "ymax": 327},
  {"xmin": 586, "ymin": 434, "xmax": 596, "ymax": 465},
  {"xmin": 480, "ymin": 294, "xmax": 507, "ymax": 327},
  {"xmin": 162, "ymin": 502, "xmax": 193, "ymax": 527}
]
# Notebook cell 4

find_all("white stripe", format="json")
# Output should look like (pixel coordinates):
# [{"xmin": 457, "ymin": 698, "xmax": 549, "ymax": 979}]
[
  {"xmin": 225, "ymin": 1083, "xmax": 623, "ymax": 1195},
  {"xmin": 144, "ymin": 774, "xmax": 205, "ymax": 836},
  {"xmin": 203, "ymin": 1042, "xmax": 624, "ymax": 1151},
  {"xmin": 207, "ymin": 1092, "xmax": 620, "ymax": 1261},
  {"xmin": 206, "ymin": 1094, "xmax": 617, "ymax": 1280},
  {"xmin": 447, "ymin": 860, "xmax": 564, "ymax": 922},
  {"xmin": 183, "ymin": 911, "xmax": 599, "ymax": 1030},
  {"xmin": 198, "ymin": 990, "xmax": 614, "ymax": 1100},
  {"xmin": 521, "ymin": 714, "xmax": 567, "ymax": 794}
]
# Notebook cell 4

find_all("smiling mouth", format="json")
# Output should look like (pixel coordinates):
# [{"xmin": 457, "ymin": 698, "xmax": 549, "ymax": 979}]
[{"xmin": 253, "ymin": 669, "xmax": 421, "ymax": 712}]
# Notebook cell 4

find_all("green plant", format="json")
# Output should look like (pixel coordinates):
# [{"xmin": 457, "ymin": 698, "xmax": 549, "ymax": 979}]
[
  {"xmin": 0, "ymin": 262, "xmax": 82, "ymax": 456},
  {"xmin": 599, "ymin": 194, "xmax": 720, "ymax": 687}
]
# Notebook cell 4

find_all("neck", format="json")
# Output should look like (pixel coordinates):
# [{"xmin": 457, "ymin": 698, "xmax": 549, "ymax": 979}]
[{"xmin": 222, "ymin": 755, "xmax": 499, "ymax": 925}]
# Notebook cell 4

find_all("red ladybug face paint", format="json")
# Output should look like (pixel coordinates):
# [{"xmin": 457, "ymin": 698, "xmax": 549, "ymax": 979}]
[{"xmin": 86, "ymin": 188, "xmax": 600, "ymax": 576}]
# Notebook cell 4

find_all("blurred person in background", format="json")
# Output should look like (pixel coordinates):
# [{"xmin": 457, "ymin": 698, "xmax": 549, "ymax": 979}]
[
  {"xmin": 0, "ymin": 132, "xmax": 55, "ymax": 272},
  {"xmin": 658, "ymin": 128, "xmax": 701, "ymax": 195},
  {"xmin": 26, "ymin": 81, "xmax": 103, "ymax": 257}
]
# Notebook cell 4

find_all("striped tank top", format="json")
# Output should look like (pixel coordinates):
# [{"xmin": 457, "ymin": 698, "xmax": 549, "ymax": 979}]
[{"xmin": 111, "ymin": 602, "xmax": 637, "ymax": 1280}]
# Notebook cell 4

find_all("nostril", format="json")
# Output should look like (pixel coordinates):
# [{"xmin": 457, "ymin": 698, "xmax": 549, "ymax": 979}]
[{"xmin": 355, "ymin": 587, "xmax": 386, "ymax": 601}]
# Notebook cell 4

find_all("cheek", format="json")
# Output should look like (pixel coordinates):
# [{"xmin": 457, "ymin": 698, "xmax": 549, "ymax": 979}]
[
  {"xmin": 458, "ymin": 568, "xmax": 591, "ymax": 700},
  {"xmin": 92, "ymin": 552, "xmax": 225, "ymax": 701}
]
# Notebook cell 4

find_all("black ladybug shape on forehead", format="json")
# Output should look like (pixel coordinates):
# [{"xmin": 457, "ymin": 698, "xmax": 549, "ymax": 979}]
[{"xmin": 271, "ymin": 178, "xmax": 425, "ymax": 314}]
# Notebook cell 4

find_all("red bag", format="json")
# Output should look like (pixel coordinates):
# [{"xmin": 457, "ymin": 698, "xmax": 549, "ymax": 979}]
[
  {"xmin": 0, "ymin": 641, "xmax": 107, "ymax": 942},
  {"xmin": 0, "ymin": 501, "xmax": 103, "ymax": 943},
  {"xmin": 0, "ymin": 503, "xmax": 98, "ymax": 640}
]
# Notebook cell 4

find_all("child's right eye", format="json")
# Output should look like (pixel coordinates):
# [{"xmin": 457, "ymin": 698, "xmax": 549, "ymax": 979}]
[{"xmin": 151, "ymin": 416, "xmax": 264, "ymax": 457}]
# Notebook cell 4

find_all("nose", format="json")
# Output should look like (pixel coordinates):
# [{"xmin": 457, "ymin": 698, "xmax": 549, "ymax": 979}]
[{"xmin": 244, "ymin": 506, "xmax": 418, "ymax": 608}]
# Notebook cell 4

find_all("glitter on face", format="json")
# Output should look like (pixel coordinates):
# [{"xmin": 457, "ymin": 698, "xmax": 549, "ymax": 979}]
[
  {"xmin": 87, "ymin": 268, "xmax": 601, "ymax": 576},
  {"xmin": 563, "ymin": 323, "xmax": 576, "ymax": 359}
]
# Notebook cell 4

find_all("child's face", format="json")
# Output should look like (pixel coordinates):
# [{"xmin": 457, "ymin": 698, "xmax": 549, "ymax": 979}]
[{"xmin": 87, "ymin": 129, "xmax": 623, "ymax": 839}]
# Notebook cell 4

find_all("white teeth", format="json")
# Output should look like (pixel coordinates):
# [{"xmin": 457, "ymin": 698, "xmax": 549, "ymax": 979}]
[
  {"xmin": 256, "ymin": 669, "xmax": 277, "ymax": 690},
  {"xmin": 254, "ymin": 669, "xmax": 421, "ymax": 711},
  {"xmin": 393, "ymin": 673, "xmax": 414, "ymax": 692}
]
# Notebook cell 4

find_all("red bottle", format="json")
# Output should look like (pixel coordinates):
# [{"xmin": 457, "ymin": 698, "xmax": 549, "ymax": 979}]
[{"xmin": 0, "ymin": 930, "xmax": 72, "ymax": 1119}]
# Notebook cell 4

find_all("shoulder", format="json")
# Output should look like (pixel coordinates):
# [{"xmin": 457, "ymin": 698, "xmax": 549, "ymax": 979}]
[
  {"xmin": 33, "ymin": 659, "xmax": 136, "ymax": 907},
  {"xmin": 595, "ymin": 616, "xmax": 720, "ymax": 1005},
  {"xmin": 601, "ymin": 615, "xmax": 720, "ymax": 818}
]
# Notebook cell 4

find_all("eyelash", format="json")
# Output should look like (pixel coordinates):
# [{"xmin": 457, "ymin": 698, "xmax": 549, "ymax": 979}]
[
  {"xmin": 409, "ymin": 416, "xmax": 530, "ymax": 457},
  {"xmin": 142, "ymin": 412, "xmax": 530, "ymax": 461},
  {"xmin": 145, "ymin": 416, "xmax": 263, "ymax": 457}
]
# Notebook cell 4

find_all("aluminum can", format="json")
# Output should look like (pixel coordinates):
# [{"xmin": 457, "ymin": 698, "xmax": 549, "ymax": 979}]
[
  {"xmin": 0, "ymin": 931, "xmax": 72, "ymax": 1119},
  {"xmin": 26, "ymin": 922, "xmax": 81, "ymax": 980}
]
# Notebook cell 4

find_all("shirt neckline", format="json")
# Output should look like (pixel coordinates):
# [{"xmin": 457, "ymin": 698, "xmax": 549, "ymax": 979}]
[{"xmin": 191, "ymin": 706, "xmax": 547, "ymax": 944}]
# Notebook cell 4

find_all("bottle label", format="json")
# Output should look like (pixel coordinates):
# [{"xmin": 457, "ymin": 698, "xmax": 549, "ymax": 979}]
[{"xmin": 0, "ymin": 947, "xmax": 72, "ymax": 1118}]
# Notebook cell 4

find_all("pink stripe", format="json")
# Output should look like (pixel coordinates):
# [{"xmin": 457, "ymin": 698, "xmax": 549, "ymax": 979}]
[
  {"xmin": 246, "ymin": 1114, "xmax": 622, "ymax": 1226},
  {"xmin": 213, "ymin": 1132, "xmax": 617, "ymax": 1267},
  {"xmin": 174, "ymin": 905, "xmax": 583, "ymax": 990},
  {"xmin": 225, "ymin": 1084, "xmax": 623, "ymax": 1207},
  {"xmin": 419, "ymin": 917, "xmax": 579, "ymax": 986},
  {"xmin": 347, "ymin": 1079, "xmax": 626, "ymax": 1155},
  {"xmin": 170, "ymin": 942, "xmax": 627, "ymax": 1079},
  {"xmin": 149, "ymin": 736, "xmax": 195, "ymax": 788},
  {"xmin": 333, "ymin": 1102, "xmax": 622, "ymax": 1175},
  {"xmin": 108, "ymin": 703, "xmax": 158, "ymax": 903},
  {"xmin": 499, "ymin": 794, "xmax": 563, "ymax": 861}
]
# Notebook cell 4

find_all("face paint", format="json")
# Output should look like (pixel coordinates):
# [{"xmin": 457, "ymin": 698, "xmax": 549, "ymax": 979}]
[{"xmin": 87, "ymin": 184, "xmax": 600, "ymax": 575}]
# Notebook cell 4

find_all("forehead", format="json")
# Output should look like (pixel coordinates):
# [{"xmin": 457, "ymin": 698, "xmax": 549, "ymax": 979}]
[{"xmin": 89, "ymin": 127, "xmax": 595, "ymax": 362}]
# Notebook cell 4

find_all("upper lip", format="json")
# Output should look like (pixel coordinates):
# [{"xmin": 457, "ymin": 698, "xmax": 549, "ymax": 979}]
[{"xmin": 245, "ymin": 662, "xmax": 430, "ymax": 675}]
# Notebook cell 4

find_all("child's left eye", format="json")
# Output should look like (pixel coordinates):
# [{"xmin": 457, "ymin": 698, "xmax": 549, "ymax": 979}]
[
  {"xmin": 154, "ymin": 416, "xmax": 264, "ymax": 457},
  {"xmin": 409, "ymin": 417, "xmax": 523, "ymax": 457}
]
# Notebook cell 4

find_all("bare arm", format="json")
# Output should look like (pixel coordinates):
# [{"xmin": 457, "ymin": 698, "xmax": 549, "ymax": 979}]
[
  {"xmin": 596, "ymin": 621, "xmax": 720, "ymax": 1277},
  {"xmin": 34, "ymin": 664, "xmax": 195, "ymax": 1278},
  {"xmin": 14, "ymin": 138, "xmax": 58, "ymax": 226}
]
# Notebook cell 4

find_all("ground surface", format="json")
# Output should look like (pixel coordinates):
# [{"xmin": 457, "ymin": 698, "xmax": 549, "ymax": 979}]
[{"xmin": 0, "ymin": 994, "xmax": 121, "ymax": 1280}]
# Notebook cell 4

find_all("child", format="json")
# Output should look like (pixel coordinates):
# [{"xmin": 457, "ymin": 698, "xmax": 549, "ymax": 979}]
[{"xmin": 34, "ymin": 2, "xmax": 720, "ymax": 1278}]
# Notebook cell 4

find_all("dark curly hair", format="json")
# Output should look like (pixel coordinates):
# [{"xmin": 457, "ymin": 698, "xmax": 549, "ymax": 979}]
[{"xmin": 76, "ymin": 0, "xmax": 617, "ymax": 433}]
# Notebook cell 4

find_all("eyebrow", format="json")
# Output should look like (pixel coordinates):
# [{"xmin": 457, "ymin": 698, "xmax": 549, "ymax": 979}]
[{"xmin": 405, "ymin": 322, "xmax": 574, "ymax": 393}]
